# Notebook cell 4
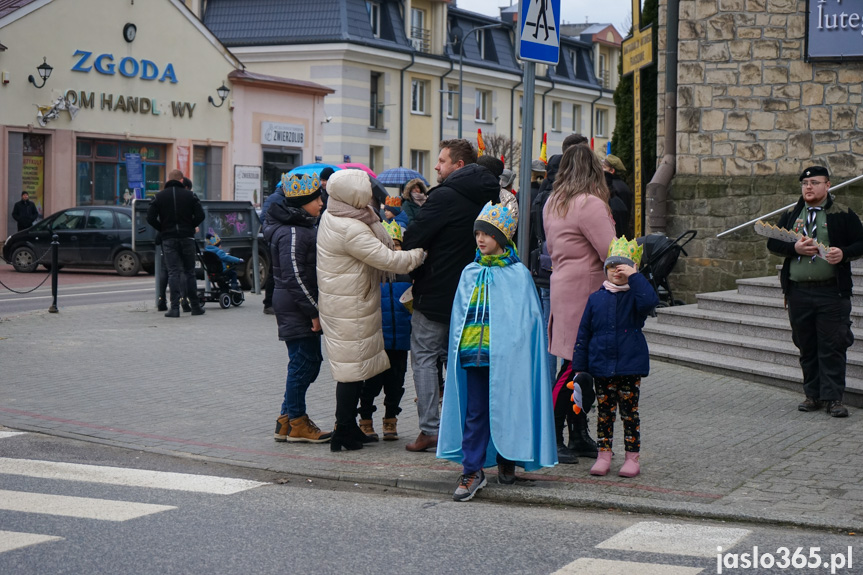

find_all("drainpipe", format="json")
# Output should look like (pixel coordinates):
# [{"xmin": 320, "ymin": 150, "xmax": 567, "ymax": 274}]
[
  {"xmin": 540, "ymin": 75, "xmax": 555, "ymax": 137},
  {"xmin": 399, "ymin": 52, "xmax": 417, "ymax": 167},
  {"xmin": 509, "ymin": 77, "xmax": 523, "ymax": 168},
  {"xmin": 646, "ymin": 0, "xmax": 679, "ymax": 234},
  {"xmin": 589, "ymin": 88, "xmax": 604, "ymax": 148},
  {"xmin": 439, "ymin": 58, "xmax": 455, "ymax": 143}
]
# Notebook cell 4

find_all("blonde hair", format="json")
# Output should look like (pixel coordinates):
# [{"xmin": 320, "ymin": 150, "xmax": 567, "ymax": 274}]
[
  {"xmin": 548, "ymin": 145, "xmax": 610, "ymax": 218},
  {"xmin": 402, "ymin": 178, "xmax": 428, "ymax": 200}
]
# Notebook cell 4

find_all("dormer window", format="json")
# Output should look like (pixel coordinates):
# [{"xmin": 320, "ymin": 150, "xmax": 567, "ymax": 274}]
[
  {"xmin": 411, "ymin": 8, "xmax": 430, "ymax": 53},
  {"xmin": 477, "ymin": 29, "xmax": 486, "ymax": 59},
  {"xmin": 367, "ymin": 1, "xmax": 381, "ymax": 39}
]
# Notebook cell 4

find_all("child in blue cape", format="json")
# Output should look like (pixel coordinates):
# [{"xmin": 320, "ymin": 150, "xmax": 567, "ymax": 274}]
[
  {"xmin": 572, "ymin": 236, "xmax": 659, "ymax": 478},
  {"xmin": 205, "ymin": 233, "xmax": 243, "ymax": 289},
  {"xmin": 437, "ymin": 202, "xmax": 557, "ymax": 502}
]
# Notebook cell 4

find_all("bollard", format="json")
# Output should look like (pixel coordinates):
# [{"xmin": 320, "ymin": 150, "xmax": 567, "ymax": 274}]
[{"xmin": 48, "ymin": 234, "xmax": 59, "ymax": 313}]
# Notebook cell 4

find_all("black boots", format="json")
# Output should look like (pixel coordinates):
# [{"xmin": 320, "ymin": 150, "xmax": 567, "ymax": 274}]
[
  {"xmin": 554, "ymin": 410, "xmax": 579, "ymax": 464},
  {"xmin": 331, "ymin": 382, "xmax": 370, "ymax": 452},
  {"xmin": 330, "ymin": 424, "xmax": 364, "ymax": 451},
  {"xmin": 568, "ymin": 411, "xmax": 599, "ymax": 459}
]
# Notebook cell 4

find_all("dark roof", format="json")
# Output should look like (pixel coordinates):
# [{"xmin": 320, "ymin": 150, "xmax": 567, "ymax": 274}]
[
  {"xmin": 0, "ymin": 0, "xmax": 40, "ymax": 20},
  {"xmin": 548, "ymin": 37, "xmax": 600, "ymax": 89},
  {"xmin": 204, "ymin": 0, "xmax": 411, "ymax": 52},
  {"xmin": 446, "ymin": 6, "xmax": 519, "ymax": 73}
]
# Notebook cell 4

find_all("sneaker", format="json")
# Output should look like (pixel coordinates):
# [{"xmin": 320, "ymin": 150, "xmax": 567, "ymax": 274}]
[
  {"xmin": 263, "ymin": 307, "xmax": 275, "ymax": 315},
  {"xmin": 157, "ymin": 297, "xmax": 168, "ymax": 312},
  {"xmin": 181, "ymin": 298, "xmax": 192, "ymax": 313},
  {"xmin": 798, "ymin": 397, "xmax": 822, "ymax": 412},
  {"xmin": 453, "ymin": 470, "xmax": 487, "ymax": 502},
  {"xmin": 274, "ymin": 414, "xmax": 291, "ymax": 442},
  {"xmin": 827, "ymin": 401, "xmax": 849, "ymax": 418},
  {"xmin": 287, "ymin": 415, "xmax": 333, "ymax": 443}
]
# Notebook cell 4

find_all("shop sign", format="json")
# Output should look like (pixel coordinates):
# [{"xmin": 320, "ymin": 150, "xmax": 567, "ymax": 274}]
[
  {"xmin": 806, "ymin": 0, "xmax": 863, "ymax": 60},
  {"xmin": 234, "ymin": 165, "xmax": 262, "ymax": 208},
  {"xmin": 262, "ymin": 122, "xmax": 304, "ymax": 146},
  {"xmin": 71, "ymin": 50, "xmax": 178, "ymax": 83},
  {"xmin": 64, "ymin": 90, "xmax": 196, "ymax": 119}
]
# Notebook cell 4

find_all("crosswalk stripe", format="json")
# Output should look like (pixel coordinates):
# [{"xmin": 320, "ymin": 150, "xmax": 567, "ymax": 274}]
[
  {"xmin": 0, "ymin": 489, "xmax": 175, "ymax": 521},
  {"xmin": 0, "ymin": 530, "xmax": 63, "ymax": 553},
  {"xmin": 552, "ymin": 558, "xmax": 704, "ymax": 574},
  {"xmin": 0, "ymin": 431, "xmax": 26, "ymax": 440},
  {"xmin": 595, "ymin": 521, "xmax": 751, "ymax": 558},
  {"xmin": 0, "ymin": 458, "xmax": 268, "ymax": 495}
]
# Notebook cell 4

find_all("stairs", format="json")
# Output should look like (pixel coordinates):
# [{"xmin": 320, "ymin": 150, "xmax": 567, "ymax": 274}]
[{"xmin": 644, "ymin": 268, "xmax": 863, "ymax": 407}]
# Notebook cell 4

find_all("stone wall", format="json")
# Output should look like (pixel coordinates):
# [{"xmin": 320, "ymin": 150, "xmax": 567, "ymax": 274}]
[{"xmin": 653, "ymin": 0, "xmax": 863, "ymax": 301}]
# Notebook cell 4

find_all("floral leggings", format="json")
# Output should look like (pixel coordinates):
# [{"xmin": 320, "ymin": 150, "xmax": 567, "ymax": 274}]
[{"xmin": 594, "ymin": 375, "xmax": 641, "ymax": 453}]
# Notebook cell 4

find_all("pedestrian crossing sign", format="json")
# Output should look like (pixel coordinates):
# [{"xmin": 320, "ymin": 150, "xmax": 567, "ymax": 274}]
[{"xmin": 518, "ymin": 0, "xmax": 561, "ymax": 65}]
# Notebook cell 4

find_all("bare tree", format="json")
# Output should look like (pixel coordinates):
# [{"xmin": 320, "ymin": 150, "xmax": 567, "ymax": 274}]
[{"xmin": 483, "ymin": 133, "xmax": 522, "ymax": 170}]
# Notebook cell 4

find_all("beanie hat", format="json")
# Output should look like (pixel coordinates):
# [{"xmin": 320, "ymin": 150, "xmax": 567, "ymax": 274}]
[
  {"xmin": 605, "ymin": 236, "xmax": 643, "ymax": 268},
  {"xmin": 206, "ymin": 233, "xmax": 221, "ymax": 246},
  {"xmin": 281, "ymin": 172, "xmax": 322, "ymax": 207},
  {"xmin": 499, "ymin": 169, "xmax": 517, "ymax": 189},
  {"xmin": 382, "ymin": 219, "xmax": 403, "ymax": 243},
  {"xmin": 319, "ymin": 167, "xmax": 336, "ymax": 181},
  {"xmin": 474, "ymin": 201, "xmax": 517, "ymax": 249}
]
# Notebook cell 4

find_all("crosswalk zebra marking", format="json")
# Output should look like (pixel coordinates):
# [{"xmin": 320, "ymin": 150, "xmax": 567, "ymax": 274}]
[
  {"xmin": 595, "ymin": 521, "xmax": 751, "ymax": 558},
  {"xmin": 0, "ymin": 458, "xmax": 268, "ymax": 495},
  {"xmin": 0, "ymin": 431, "xmax": 26, "ymax": 440},
  {"xmin": 0, "ymin": 489, "xmax": 176, "ymax": 521},
  {"xmin": 552, "ymin": 557, "xmax": 704, "ymax": 574},
  {"xmin": 0, "ymin": 530, "xmax": 63, "ymax": 553}
]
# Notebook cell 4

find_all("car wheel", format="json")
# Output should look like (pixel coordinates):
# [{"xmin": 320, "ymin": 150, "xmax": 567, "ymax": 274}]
[
  {"xmin": 219, "ymin": 292, "xmax": 232, "ymax": 309},
  {"xmin": 230, "ymin": 291, "xmax": 244, "ymax": 307},
  {"xmin": 11, "ymin": 246, "xmax": 39, "ymax": 273},
  {"xmin": 114, "ymin": 250, "xmax": 141, "ymax": 276},
  {"xmin": 239, "ymin": 254, "xmax": 268, "ymax": 290}
]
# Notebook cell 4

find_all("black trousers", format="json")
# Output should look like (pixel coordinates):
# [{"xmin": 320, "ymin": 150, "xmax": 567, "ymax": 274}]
[
  {"xmin": 359, "ymin": 349, "xmax": 407, "ymax": 420},
  {"xmin": 788, "ymin": 283, "xmax": 854, "ymax": 402},
  {"xmin": 162, "ymin": 237, "xmax": 198, "ymax": 309}
]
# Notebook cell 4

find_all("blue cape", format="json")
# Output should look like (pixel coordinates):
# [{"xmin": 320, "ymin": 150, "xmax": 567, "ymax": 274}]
[{"xmin": 436, "ymin": 261, "xmax": 558, "ymax": 471}]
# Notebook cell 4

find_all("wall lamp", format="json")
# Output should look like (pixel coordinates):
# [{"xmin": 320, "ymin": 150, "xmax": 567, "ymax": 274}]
[
  {"xmin": 208, "ymin": 82, "xmax": 230, "ymax": 107},
  {"xmin": 28, "ymin": 57, "xmax": 53, "ymax": 89}
]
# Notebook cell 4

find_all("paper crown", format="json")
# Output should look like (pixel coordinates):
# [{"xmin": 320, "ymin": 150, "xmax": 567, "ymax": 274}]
[
  {"xmin": 384, "ymin": 196, "xmax": 402, "ymax": 207},
  {"xmin": 605, "ymin": 236, "xmax": 643, "ymax": 267},
  {"xmin": 475, "ymin": 201, "xmax": 517, "ymax": 243},
  {"xmin": 280, "ymin": 172, "xmax": 320, "ymax": 199},
  {"xmin": 382, "ymin": 220, "xmax": 403, "ymax": 242},
  {"xmin": 206, "ymin": 233, "xmax": 221, "ymax": 246}
]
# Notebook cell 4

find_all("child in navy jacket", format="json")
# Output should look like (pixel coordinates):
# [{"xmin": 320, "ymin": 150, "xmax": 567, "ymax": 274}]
[
  {"xmin": 572, "ymin": 236, "xmax": 658, "ymax": 478},
  {"xmin": 205, "ymin": 233, "xmax": 243, "ymax": 288},
  {"xmin": 358, "ymin": 221, "xmax": 412, "ymax": 441}
]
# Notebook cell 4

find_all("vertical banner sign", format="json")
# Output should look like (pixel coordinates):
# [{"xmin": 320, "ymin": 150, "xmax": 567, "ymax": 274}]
[
  {"xmin": 621, "ymin": 0, "xmax": 653, "ymax": 237},
  {"xmin": 125, "ymin": 153, "xmax": 145, "ymax": 201},
  {"xmin": 234, "ymin": 165, "xmax": 262, "ymax": 208},
  {"xmin": 176, "ymin": 145, "xmax": 191, "ymax": 177}
]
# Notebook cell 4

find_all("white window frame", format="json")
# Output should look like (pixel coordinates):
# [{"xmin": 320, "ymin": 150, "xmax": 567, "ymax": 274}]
[
  {"xmin": 410, "ymin": 150, "xmax": 427, "ymax": 174},
  {"xmin": 477, "ymin": 30, "xmax": 486, "ymax": 60},
  {"xmin": 518, "ymin": 94, "xmax": 523, "ymax": 127},
  {"xmin": 572, "ymin": 104, "xmax": 581, "ymax": 132},
  {"xmin": 551, "ymin": 101, "xmax": 561, "ymax": 132},
  {"xmin": 411, "ymin": 79, "xmax": 427, "ymax": 114},
  {"xmin": 446, "ymin": 83, "xmax": 459, "ymax": 119},
  {"xmin": 369, "ymin": 71, "xmax": 383, "ymax": 129},
  {"xmin": 367, "ymin": 2, "xmax": 381, "ymax": 38},
  {"xmin": 571, "ymin": 49, "xmax": 577, "ymax": 78},
  {"xmin": 595, "ymin": 108, "xmax": 607, "ymax": 137},
  {"xmin": 475, "ymin": 89, "xmax": 490, "ymax": 122}
]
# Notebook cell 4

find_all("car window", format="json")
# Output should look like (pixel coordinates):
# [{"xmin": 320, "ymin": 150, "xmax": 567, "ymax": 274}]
[
  {"xmin": 30, "ymin": 219, "xmax": 53, "ymax": 232},
  {"xmin": 85, "ymin": 209, "xmax": 116, "ymax": 230},
  {"xmin": 52, "ymin": 210, "xmax": 86, "ymax": 230},
  {"xmin": 115, "ymin": 211, "xmax": 132, "ymax": 229}
]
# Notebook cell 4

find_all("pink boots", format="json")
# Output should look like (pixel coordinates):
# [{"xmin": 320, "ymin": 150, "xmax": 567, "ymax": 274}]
[
  {"xmin": 590, "ymin": 451, "xmax": 613, "ymax": 476},
  {"xmin": 589, "ymin": 451, "xmax": 641, "ymax": 477},
  {"xmin": 618, "ymin": 452, "xmax": 640, "ymax": 477}
]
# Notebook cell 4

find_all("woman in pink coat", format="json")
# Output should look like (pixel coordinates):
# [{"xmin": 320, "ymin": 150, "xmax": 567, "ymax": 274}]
[{"xmin": 542, "ymin": 144, "xmax": 616, "ymax": 464}]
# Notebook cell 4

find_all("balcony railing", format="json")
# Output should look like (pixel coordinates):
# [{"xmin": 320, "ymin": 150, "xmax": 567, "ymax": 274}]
[{"xmin": 410, "ymin": 27, "xmax": 430, "ymax": 53}]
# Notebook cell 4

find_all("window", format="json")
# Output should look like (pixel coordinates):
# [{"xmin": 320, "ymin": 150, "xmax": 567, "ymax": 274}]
[
  {"xmin": 477, "ymin": 29, "xmax": 486, "ymax": 60},
  {"xmin": 366, "ymin": 1, "xmax": 380, "ymax": 38},
  {"xmin": 572, "ymin": 104, "xmax": 582, "ymax": 132},
  {"xmin": 411, "ymin": 79, "xmax": 428, "ymax": 114},
  {"xmin": 192, "ymin": 146, "xmax": 208, "ymax": 199},
  {"xmin": 475, "ymin": 89, "xmax": 490, "ymax": 122},
  {"xmin": 551, "ymin": 101, "xmax": 561, "ymax": 131},
  {"xmin": 446, "ymin": 83, "xmax": 459, "ymax": 119},
  {"xmin": 595, "ymin": 109, "xmax": 608, "ymax": 137},
  {"xmin": 77, "ymin": 139, "xmax": 165, "ymax": 205},
  {"xmin": 599, "ymin": 53, "xmax": 609, "ymax": 88},
  {"xmin": 571, "ymin": 50, "xmax": 578, "ymax": 78},
  {"xmin": 53, "ymin": 210, "xmax": 85, "ymax": 230},
  {"xmin": 370, "ymin": 71, "xmax": 383, "ymax": 129},
  {"xmin": 410, "ymin": 8, "xmax": 429, "ymax": 52},
  {"xmin": 410, "ymin": 150, "xmax": 427, "ymax": 174},
  {"xmin": 369, "ymin": 146, "xmax": 383, "ymax": 173},
  {"xmin": 518, "ymin": 95, "xmax": 523, "ymax": 127},
  {"xmin": 85, "ymin": 209, "xmax": 115, "ymax": 229}
]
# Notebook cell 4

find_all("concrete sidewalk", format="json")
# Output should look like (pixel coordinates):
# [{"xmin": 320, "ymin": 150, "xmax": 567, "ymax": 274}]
[{"xmin": 1, "ymin": 293, "xmax": 862, "ymax": 531}]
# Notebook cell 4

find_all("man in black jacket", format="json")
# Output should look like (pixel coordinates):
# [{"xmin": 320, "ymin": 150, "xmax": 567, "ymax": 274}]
[
  {"xmin": 401, "ymin": 139, "xmax": 500, "ymax": 452},
  {"xmin": 602, "ymin": 154, "xmax": 634, "ymax": 238},
  {"xmin": 767, "ymin": 166, "xmax": 863, "ymax": 418},
  {"xmin": 147, "ymin": 169, "xmax": 205, "ymax": 317},
  {"xmin": 12, "ymin": 192, "xmax": 39, "ymax": 231}
]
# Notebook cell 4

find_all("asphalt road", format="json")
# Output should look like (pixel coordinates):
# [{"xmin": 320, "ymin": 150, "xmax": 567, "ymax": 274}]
[{"xmin": 1, "ymin": 431, "xmax": 860, "ymax": 575}]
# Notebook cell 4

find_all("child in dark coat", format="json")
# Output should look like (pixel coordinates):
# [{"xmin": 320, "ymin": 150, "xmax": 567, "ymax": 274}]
[
  {"xmin": 358, "ymin": 220, "xmax": 412, "ymax": 441},
  {"xmin": 572, "ymin": 236, "xmax": 658, "ymax": 478}
]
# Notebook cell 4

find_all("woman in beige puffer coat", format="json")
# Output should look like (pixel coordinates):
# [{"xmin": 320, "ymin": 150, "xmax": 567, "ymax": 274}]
[{"xmin": 317, "ymin": 169, "xmax": 425, "ymax": 450}]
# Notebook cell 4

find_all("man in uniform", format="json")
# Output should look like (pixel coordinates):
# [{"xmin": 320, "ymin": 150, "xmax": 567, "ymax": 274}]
[{"xmin": 767, "ymin": 166, "xmax": 863, "ymax": 417}]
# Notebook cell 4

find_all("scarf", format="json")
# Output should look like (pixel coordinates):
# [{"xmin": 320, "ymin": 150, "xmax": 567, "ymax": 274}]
[
  {"xmin": 411, "ymin": 191, "xmax": 427, "ymax": 207},
  {"xmin": 459, "ymin": 246, "xmax": 519, "ymax": 368},
  {"xmin": 327, "ymin": 197, "xmax": 395, "ymax": 284},
  {"xmin": 602, "ymin": 280, "xmax": 630, "ymax": 293}
]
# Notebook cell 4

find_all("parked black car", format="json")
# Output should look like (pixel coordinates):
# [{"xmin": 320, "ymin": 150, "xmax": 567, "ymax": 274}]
[{"xmin": 3, "ymin": 206, "xmax": 155, "ymax": 276}]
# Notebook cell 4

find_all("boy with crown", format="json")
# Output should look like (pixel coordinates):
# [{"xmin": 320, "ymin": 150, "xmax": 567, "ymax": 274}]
[
  {"xmin": 437, "ymin": 202, "xmax": 557, "ymax": 502},
  {"xmin": 572, "ymin": 236, "xmax": 659, "ymax": 478}
]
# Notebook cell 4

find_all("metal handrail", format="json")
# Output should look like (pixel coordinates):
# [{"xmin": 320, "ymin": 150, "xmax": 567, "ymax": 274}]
[{"xmin": 716, "ymin": 173, "xmax": 863, "ymax": 237}]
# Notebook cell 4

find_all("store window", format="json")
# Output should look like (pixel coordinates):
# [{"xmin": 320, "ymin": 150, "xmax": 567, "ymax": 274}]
[
  {"xmin": 263, "ymin": 150, "xmax": 300, "ymax": 199},
  {"xmin": 192, "ymin": 147, "xmax": 207, "ymax": 199},
  {"xmin": 77, "ymin": 139, "xmax": 165, "ymax": 205}
]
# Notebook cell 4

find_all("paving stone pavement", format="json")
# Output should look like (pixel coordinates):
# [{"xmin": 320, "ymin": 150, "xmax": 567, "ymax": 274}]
[{"xmin": 1, "ymin": 293, "xmax": 862, "ymax": 530}]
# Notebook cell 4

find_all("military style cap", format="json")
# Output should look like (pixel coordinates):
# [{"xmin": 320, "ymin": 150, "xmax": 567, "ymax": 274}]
[{"xmin": 799, "ymin": 166, "xmax": 829, "ymax": 181}]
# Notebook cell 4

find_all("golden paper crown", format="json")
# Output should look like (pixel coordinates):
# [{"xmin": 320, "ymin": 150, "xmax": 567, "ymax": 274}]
[
  {"xmin": 476, "ymin": 201, "xmax": 517, "ymax": 242},
  {"xmin": 384, "ymin": 196, "xmax": 402, "ymax": 207},
  {"xmin": 605, "ymin": 236, "xmax": 643, "ymax": 267},
  {"xmin": 281, "ymin": 172, "xmax": 320, "ymax": 199},
  {"xmin": 382, "ymin": 220, "xmax": 403, "ymax": 242}
]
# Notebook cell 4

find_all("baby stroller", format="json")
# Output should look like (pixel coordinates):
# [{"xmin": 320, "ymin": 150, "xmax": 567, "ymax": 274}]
[
  {"xmin": 196, "ymin": 247, "xmax": 245, "ymax": 309},
  {"xmin": 636, "ymin": 229, "xmax": 697, "ymax": 307}
]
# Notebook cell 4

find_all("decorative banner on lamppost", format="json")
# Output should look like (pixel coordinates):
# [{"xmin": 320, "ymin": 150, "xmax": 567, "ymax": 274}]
[{"xmin": 621, "ymin": 0, "xmax": 654, "ymax": 238}]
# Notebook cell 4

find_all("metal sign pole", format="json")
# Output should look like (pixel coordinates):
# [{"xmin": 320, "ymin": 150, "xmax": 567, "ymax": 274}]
[{"xmin": 517, "ymin": 61, "xmax": 536, "ymax": 257}]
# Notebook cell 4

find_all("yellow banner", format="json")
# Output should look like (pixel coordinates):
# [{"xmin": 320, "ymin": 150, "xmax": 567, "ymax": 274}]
[{"xmin": 22, "ymin": 156, "xmax": 44, "ymax": 213}]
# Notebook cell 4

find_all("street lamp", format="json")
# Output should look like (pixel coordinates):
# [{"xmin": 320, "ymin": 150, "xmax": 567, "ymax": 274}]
[{"xmin": 458, "ymin": 23, "xmax": 505, "ymax": 139}]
